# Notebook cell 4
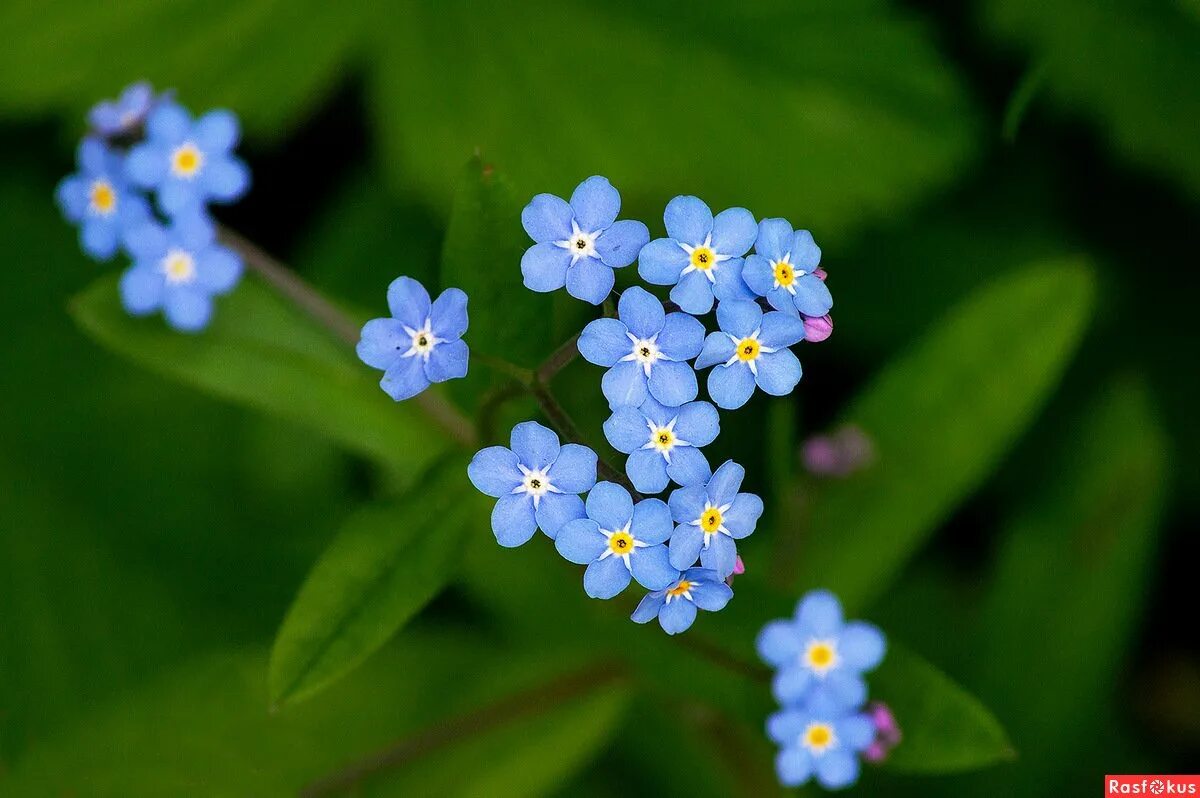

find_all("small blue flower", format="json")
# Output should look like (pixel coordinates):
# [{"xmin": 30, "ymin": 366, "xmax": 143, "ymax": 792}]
[
  {"xmin": 742, "ymin": 218, "xmax": 833, "ymax": 318},
  {"xmin": 520, "ymin": 176, "xmax": 650, "ymax": 305},
  {"xmin": 554, "ymin": 482, "xmax": 679, "ymax": 599},
  {"xmin": 55, "ymin": 138, "xmax": 150, "ymax": 261},
  {"xmin": 637, "ymin": 196, "xmax": 757, "ymax": 314},
  {"xmin": 767, "ymin": 691, "xmax": 875, "ymax": 790},
  {"xmin": 578, "ymin": 286, "xmax": 705, "ymax": 409},
  {"xmin": 468, "ymin": 421, "xmax": 596, "ymax": 547},
  {"xmin": 631, "ymin": 567, "xmax": 733, "ymax": 634},
  {"xmin": 88, "ymin": 81, "xmax": 156, "ymax": 138},
  {"xmin": 756, "ymin": 589, "xmax": 887, "ymax": 709},
  {"xmin": 357, "ymin": 277, "xmax": 470, "ymax": 401},
  {"xmin": 125, "ymin": 102, "xmax": 250, "ymax": 216},
  {"xmin": 667, "ymin": 460, "xmax": 764, "ymax": 578},
  {"xmin": 119, "ymin": 214, "xmax": 242, "ymax": 332},
  {"xmin": 695, "ymin": 299, "xmax": 805, "ymax": 410},
  {"xmin": 603, "ymin": 397, "xmax": 719, "ymax": 494}
]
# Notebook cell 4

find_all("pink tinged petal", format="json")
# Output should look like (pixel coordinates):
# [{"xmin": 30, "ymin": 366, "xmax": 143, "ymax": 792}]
[{"xmin": 803, "ymin": 314, "xmax": 834, "ymax": 342}]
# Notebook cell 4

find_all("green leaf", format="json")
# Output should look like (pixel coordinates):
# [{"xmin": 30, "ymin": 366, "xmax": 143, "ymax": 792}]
[
  {"xmin": 269, "ymin": 459, "xmax": 479, "ymax": 706},
  {"xmin": 875, "ymin": 644, "xmax": 1015, "ymax": 773},
  {"xmin": 791, "ymin": 260, "xmax": 1095, "ymax": 610},
  {"xmin": 70, "ymin": 274, "xmax": 450, "ymax": 481}
]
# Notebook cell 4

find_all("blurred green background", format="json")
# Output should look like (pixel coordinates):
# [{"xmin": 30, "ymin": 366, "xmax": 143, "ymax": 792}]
[{"xmin": 1, "ymin": 0, "xmax": 1197, "ymax": 795}]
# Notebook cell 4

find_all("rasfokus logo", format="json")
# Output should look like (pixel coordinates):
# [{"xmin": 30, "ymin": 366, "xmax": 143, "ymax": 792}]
[{"xmin": 1107, "ymin": 776, "xmax": 1200, "ymax": 795}]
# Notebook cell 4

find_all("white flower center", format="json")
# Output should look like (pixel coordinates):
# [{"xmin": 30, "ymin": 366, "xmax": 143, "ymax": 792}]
[
  {"xmin": 401, "ymin": 319, "xmax": 440, "ymax": 362},
  {"xmin": 555, "ymin": 219, "xmax": 598, "ymax": 264},
  {"xmin": 801, "ymin": 722, "xmax": 837, "ymax": 755},
  {"xmin": 641, "ymin": 415, "xmax": 690, "ymax": 463},
  {"xmin": 512, "ymin": 464, "xmax": 559, "ymax": 509},
  {"xmin": 679, "ymin": 234, "xmax": 731, "ymax": 284},
  {"xmin": 160, "ymin": 248, "xmax": 196, "ymax": 284},
  {"xmin": 665, "ymin": 578, "xmax": 695, "ymax": 604},
  {"xmin": 690, "ymin": 500, "xmax": 733, "ymax": 546},
  {"xmin": 598, "ymin": 521, "xmax": 646, "ymax": 569},
  {"xmin": 620, "ymin": 332, "xmax": 669, "ymax": 377},
  {"xmin": 771, "ymin": 252, "xmax": 805, "ymax": 294},
  {"xmin": 802, "ymin": 639, "xmax": 840, "ymax": 676},
  {"xmin": 723, "ymin": 329, "xmax": 776, "ymax": 376}
]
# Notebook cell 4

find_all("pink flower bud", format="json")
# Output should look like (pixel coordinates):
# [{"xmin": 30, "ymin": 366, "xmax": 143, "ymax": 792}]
[{"xmin": 802, "ymin": 313, "xmax": 833, "ymax": 343}]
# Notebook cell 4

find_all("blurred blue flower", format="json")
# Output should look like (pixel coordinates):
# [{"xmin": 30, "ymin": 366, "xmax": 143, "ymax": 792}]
[
  {"xmin": 88, "ymin": 81, "xmax": 156, "ymax": 138},
  {"xmin": 756, "ymin": 589, "xmax": 887, "ymax": 709},
  {"xmin": 554, "ymin": 482, "xmax": 678, "ymax": 599},
  {"xmin": 767, "ymin": 691, "xmax": 875, "ymax": 790},
  {"xmin": 742, "ymin": 219, "xmax": 833, "ymax": 318},
  {"xmin": 603, "ymin": 397, "xmax": 719, "ymax": 494},
  {"xmin": 578, "ymin": 286, "xmax": 705, "ymax": 409},
  {"xmin": 125, "ymin": 102, "xmax": 250, "ymax": 216},
  {"xmin": 119, "ymin": 214, "xmax": 242, "ymax": 332},
  {"xmin": 667, "ymin": 460, "xmax": 764, "ymax": 577},
  {"xmin": 637, "ymin": 196, "xmax": 757, "ymax": 314},
  {"xmin": 357, "ymin": 276, "xmax": 470, "ymax": 401},
  {"xmin": 55, "ymin": 137, "xmax": 150, "ymax": 261},
  {"xmin": 520, "ymin": 176, "xmax": 649, "ymax": 305},
  {"xmin": 695, "ymin": 299, "xmax": 805, "ymax": 410},
  {"xmin": 631, "ymin": 567, "xmax": 733, "ymax": 634},
  {"xmin": 468, "ymin": 421, "xmax": 596, "ymax": 547}
]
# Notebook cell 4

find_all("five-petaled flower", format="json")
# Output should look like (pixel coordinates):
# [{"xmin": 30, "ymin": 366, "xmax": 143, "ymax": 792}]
[
  {"xmin": 119, "ymin": 214, "xmax": 242, "ymax": 332},
  {"xmin": 603, "ymin": 397, "xmax": 719, "ymax": 494},
  {"xmin": 578, "ymin": 286, "xmax": 705, "ymax": 410},
  {"xmin": 667, "ymin": 460, "xmax": 764, "ymax": 578},
  {"xmin": 637, "ymin": 195, "xmax": 757, "ymax": 314},
  {"xmin": 55, "ymin": 138, "xmax": 150, "ymax": 261},
  {"xmin": 468, "ymin": 421, "xmax": 597, "ymax": 547},
  {"xmin": 742, "ymin": 218, "xmax": 833, "ymax": 318},
  {"xmin": 756, "ymin": 589, "xmax": 887, "ymax": 709},
  {"xmin": 554, "ymin": 482, "xmax": 679, "ymax": 599},
  {"xmin": 520, "ymin": 176, "xmax": 650, "ymax": 305},
  {"xmin": 125, "ymin": 102, "xmax": 250, "ymax": 216},
  {"xmin": 695, "ymin": 299, "xmax": 805, "ymax": 410},
  {"xmin": 767, "ymin": 691, "xmax": 876, "ymax": 790},
  {"xmin": 89, "ymin": 81, "xmax": 157, "ymax": 139},
  {"xmin": 357, "ymin": 276, "xmax": 470, "ymax": 401},
  {"xmin": 631, "ymin": 567, "xmax": 733, "ymax": 635}
]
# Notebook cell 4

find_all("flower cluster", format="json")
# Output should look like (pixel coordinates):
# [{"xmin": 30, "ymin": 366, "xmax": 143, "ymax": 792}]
[
  {"xmin": 756, "ymin": 590, "xmax": 890, "ymax": 790},
  {"xmin": 56, "ymin": 82, "xmax": 250, "ymax": 332}
]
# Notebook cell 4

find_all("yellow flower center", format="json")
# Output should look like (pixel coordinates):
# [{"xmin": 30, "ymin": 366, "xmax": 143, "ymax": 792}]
[
  {"xmin": 804, "ymin": 640, "xmax": 838, "ymax": 674},
  {"xmin": 651, "ymin": 427, "xmax": 675, "ymax": 450},
  {"xmin": 161, "ymin": 249, "xmax": 196, "ymax": 284},
  {"xmin": 608, "ymin": 530, "xmax": 635, "ymax": 555},
  {"xmin": 803, "ymin": 722, "xmax": 835, "ymax": 753},
  {"xmin": 700, "ymin": 507, "xmax": 723, "ymax": 534},
  {"xmin": 170, "ymin": 142, "xmax": 204, "ymax": 178},
  {"xmin": 666, "ymin": 579, "xmax": 693, "ymax": 598},
  {"xmin": 690, "ymin": 246, "xmax": 716, "ymax": 271},
  {"xmin": 89, "ymin": 179, "xmax": 117, "ymax": 215},
  {"xmin": 773, "ymin": 260, "xmax": 795, "ymax": 286},
  {"xmin": 735, "ymin": 337, "xmax": 761, "ymax": 361}
]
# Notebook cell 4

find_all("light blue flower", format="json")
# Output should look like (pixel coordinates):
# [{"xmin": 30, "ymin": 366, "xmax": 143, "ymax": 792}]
[
  {"xmin": 631, "ymin": 567, "xmax": 733, "ymax": 634},
  {"xmin": 467, "ymin": 421, "xmax": 596, "ymax": 547},
  {"xmin": 520, "ymin": 176, "xmax": 650, "ymax": 305},
  {"xmin": 603, "ymin": 397, "xmax": 719, "ymax": 494},
  {"xmin": 578, "ymin": 286, "xmax": 705, "ymax": 410},
  {"xmin": 554, "ymin": 482, "xmax": 678, "ymax": 599},
  {"xmin": 756, "ymin": 589, "xmax": 887, "ymax": 709},
  {"xmin": 767, "ymin": 691, "xmax": 875, "ymax": 790},
  {"xmin": 695, "ymin": 299, "xmax": 805, "ymax": 410},
  {"xmin": 667, "ymin": 460, "xmax": 764, "ymax": 578},
  {"xmin": 637, "ymin": 196, "xmax": 757, "ymax": 314},
  {"xmin": 125, "ymin": 101, "xmax": 250, "ymax": 216},
  {"xmin": 88, "ymin": 81, "xmax": 156, "ymax": 138},
  {"xmin": 119, "ymin": 214, "xmax": 242, "ymax": 332},
  {"xmin": 55, "ymin": 138, "xmax": 150, "ymax": 261},
  {"xmin": 742, "ymin": 219, "xmax": 833, "ymax": 318},
  {"xmin": 357, "ymin": 276, "xmax": 469, "ymax": 401}
]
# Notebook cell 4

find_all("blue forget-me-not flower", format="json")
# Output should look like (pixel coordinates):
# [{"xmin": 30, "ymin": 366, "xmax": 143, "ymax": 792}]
[
  {"xmin": 637, "ymin": 196, "xmax": 757, "ymax": 314},
  {"xmin": 578, "ymin": 286, "xmax": 705, "ymax": 409},
  {"xmin": 767, "ymin": 690, "xmax": 876, "ymax": 790},
  {"xmin": 631, "ymin": 567, "xmax": 733, "ymax": 635},
  {"xmin": 554, "ymin": 481, "xmax": 678, "ymax": 599},
  {"xmin": 521, "ymin": 176, "xmax": 650, "ymax": 305},
  {"xmin": 468, "ymin": 421, "xmax": 596, "ymax": 547},
  {"xmin": 89, "ymin": 81, "xmax": 157, "ymax": 138},
  {"xmin": 56, "ymin": 138, "xmax": 150, "ymax": 261},
  {"xmin": 742, "ymin": 218, "xmax": 833, "ymax": 318},
  {"xmin": 667, "ymin": 460, "xmax": 764, "ymax": 578},
  {"xmin": 695, "ymin": 299, "xmax": 805, "ymax": 410},
  {"xmin": 603, "ymin": 397, "xmax": 719, "ymax": 494},
  {"xmin": 357, "ymin": 276, "xmax": 469, "ymax": 401}
]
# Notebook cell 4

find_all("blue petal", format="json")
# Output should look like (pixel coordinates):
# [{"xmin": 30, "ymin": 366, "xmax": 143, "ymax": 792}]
[
  {"xmin": 715, "ymin": 299, "xmax": 763, "ymax": 338},
  {"xmin": 510, "ymin": 421, "xmax": 561, "ymax": 469},
  {"xmin": 55, "ymin": 175, "xmax": 86, "ymax": 221},
  {"xmin": 759, "ymin": 310, "xmax": 807, "ymax": 349},
  {"xmin": 585, "ymin": 481, "xmax": 634, "ymax": 530},
  {"xmin": 617, "ymin": 286, "xmax": 665, "ymax": 339},
  {"xmin": 584, "ymin": 556, "xmax": 632, "ymax": 599},
  {"xmin": 756, "ymin": 620, "xmax": 803, "ymax": 667},
  {"xmin": 357, "ymin": 318, "xmax": 407, "ymax": 370},
  {"xmin": 767, "ymin": 708, "xmax": 809, "ymax": 745},
  {"xmin": 119, "ymin": 266, "xmax": 164, "ymax": 315},
  {"xmin": 78, "ymin": 137, "xmax": 109, "ymax": 174},
  {"xmin": 430, "ymin": 287, "xmax": 469, "ymax": 340},
  {"xmin": 839, "ymin": 622, "xmax": 887, "ymax": 671},
  {"xmin": 631, "ymin": 498, "xmax": 673, "ymax": 545},
  {"xmin": 824, "ymin": 671, "xmax": 868, "ymax": 709},
  {"xmin": 688, "ymin": 576, "xmax": 733, "ymax": 611},
  {"xmin": 467, "ymin": 446, "xmax": 522, "ymax": 497},
  {"xmin": 663, "ymin": 195, "xmax": 713, "ymax": 245},
  {"xmin": 695, "ymin": 332, "xmax": 735, "ymax": 369},
  {"xmin": 163, "ymin": 287, "xmax": 213, "ymax": 332},
  {"xmin": 159, "ymin": 180, "xmax": 201, "ymax": 216},
  {"xmin": 838, "ymin": 714, "xmax": 876, "ymax": 751},
  {"xmin": 700, "ymin": 533, "xmax": 738, "ymax": 578},
  {"xmin": 565, "ymin": 256, "xmax": 614, "ymax": 305},
  {"xmin": 201, "ymin": 156, "xmax": 250, "ymax": 201},
  {"xmin": 124, "ymin": 143, "xmax": 167, "ymax": 188},
  {"xmin": 765, "ymin": 285, "xmax": 798, "ymax": 315},
  {"xmin": 603, "ymin": 407, "xmax": 649, "ymax": 453},
  {"xmin": 773, "ymin": 664, "xmax": 815, "ymax": 704},
  {"xmin": 521, "ymin": 193, "xmax": 573, "ymax": 243},
  {"xmin": 657, "ymin": 312, "xmax": 705, "ymax": 361},
  {"xmin": 579, "ymin": 318, "xmax": 632, "ymax": 366},
  {"xmin": 554, "ymin": 518, "xmax": 607, "ymax": 563},
  {"xmin": 173, "ymin": 211, "xmax": 216, "ymax": 249},
  {"xmin": 638, "ymin": 396, "xmax": 674, "ymax": 427},
  {"xmin": 754, "ymin": 218, "xmax": 794, "ymax": 262},
  {"xmin": 669, "ymin": 270, "xmax": 714, "ymax": 315},
  {"xmin": 792, "ymin": 273, "xmax": 834, "ymax": 316},
  {"xmin": 520, "ymin": 242, "xmax": 571, "ymax": 293},
  {"xmin": 668, "ymin": 524, "xmax": 704, "ymax": 570},
  {"xmin": 595, "ymin": 219, "xmax": 649, "ymax": 268},
  {"xmin": 386, "ymin": 276, "xmax": 431, "ymax": 329},
  {"xmin": 631, "ymin": 591, "xmax": 667, "ymax": 623},
  {"xmin": 712, "ymin": 257, "xmax": 754, "ymax": 302},
  {"xmin": 195, "ymin": 246, "xmax": 242, "ymax": 293},
  {"xmin": 647, "ymin": 360, "xmax": 698, "ymax": 407},
  {"xmin": 380, "ymin": 355, "xmax": 429, "ymax": 401},
  {"xmin": 548, "ymin": 443, "xmax": 597, "ymax": 493},
  {"xmin": 708, "ymin": 363, "xmax": 756, "ymax": 410},
  {"xmin": 425, "ymin": 339, "xmax": 469, "ymax": 383},
  {"xmin": 626, "ymin": 449, "xmax": 669, "ymax": 494},
  {"xmin": 630, "ymin": 544, "xmax": 678, "ymax": 590},
  {"xmin": 658, "ymin": 596, "xmax": 698, "ymax": 634},
  {"xmin": 775, "ymin": 747, "xmax": 814, "ymax": 788},
  {"xmin": 492, "ymin": 493, "xmax": 537, "ymax": 548},
  {"xmin": 665, "ymin": 446, "xmax": 712, "ymax": 488},
  {"xmin": 814, "ymin": 750, "xmax": 859, "ymax": 790},
  {"xmin": 601, "ymin": 360, "xmax": 648, "ymax": 410},
  {"xmin": 724, "ymin": 493, "xmax": 764, "ymax": 539},
  {"xmin": 569, "ymin": 176, "xmax": 621, "ymax": 231},
  {"xmin": 637, "ymin": 238, "xmax": 688, "ymax": 285},
  {"xmin": 536, "ymin": 492, "xmax": 585, "ymax": 539},
  {"xmin": 755, "ymin": 349, "xmax": 802, "ymax": 397},
  {"xmin": 795, "ymin": 589, "xmax": 844, "ymax": 636},
  {"xmin": 674, "ymin": 401, "xmax": 720, "ymax": 447},
  {"xmin": 740, "ymin": 254, "xmax": 775, "ymax": 298},
  {"xmin": 194, "ymin": 109, "xmax": 239, "ymax": 152},
  {"xmin": 706, "ymin": 460, "xmax": 745, "ymax": 506},
  {"xmin": 146, "ymin": 102, "xmax": 190, "ymax": 143},
  {"xmin": 710, "ymin": 207, "xmax": 757, "ymax": 256},
  {"xmin": 667, "ymin": 485, "xmax": 707, "ymax": 525},
  {"xmin": 791, "ymin": 229, "xmax": 822, "ymax": 271},
  {"xmin": 81, "ymin": 218, "xmax": 119, "ymax": 260}
]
